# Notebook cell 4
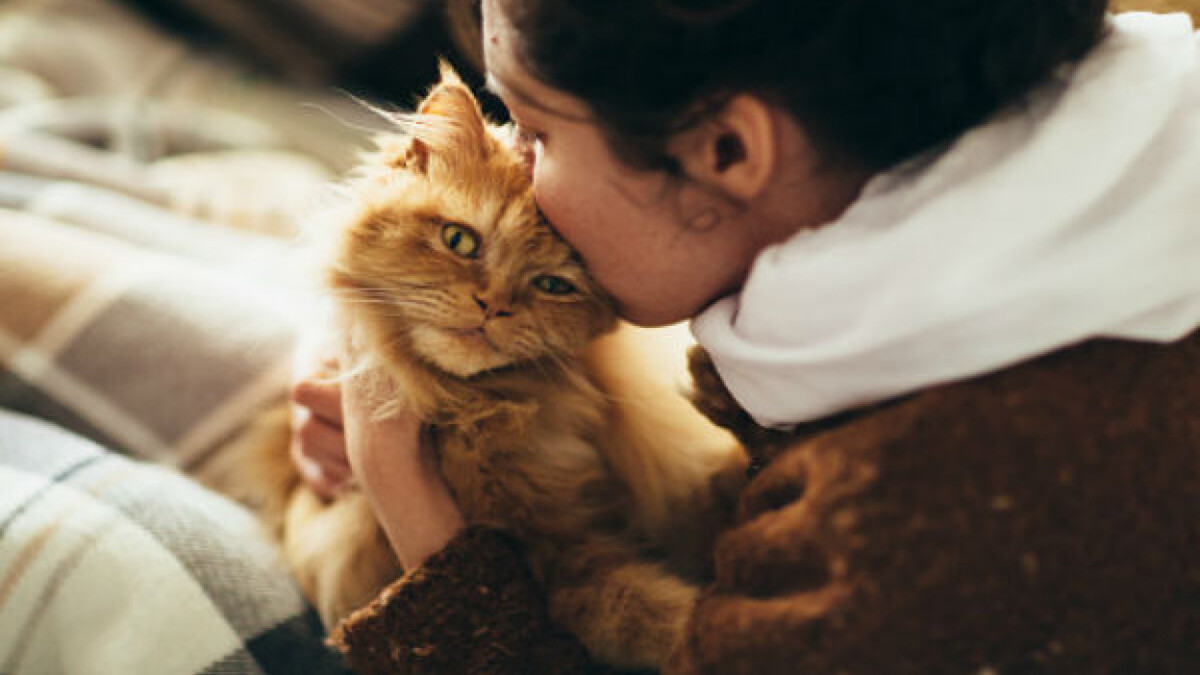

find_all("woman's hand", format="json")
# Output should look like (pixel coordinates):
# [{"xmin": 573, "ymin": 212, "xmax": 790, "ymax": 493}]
[
  {"xmin": 339, "ymin": 363, "xmax": 466, "ymax": 570},
  {"xmin": 289, "ymin": 331, "xmax": 351, "ymax": 500},
  {"xmin": 288, "ymin": 328, "xmax": 465, "ymax": 570}
]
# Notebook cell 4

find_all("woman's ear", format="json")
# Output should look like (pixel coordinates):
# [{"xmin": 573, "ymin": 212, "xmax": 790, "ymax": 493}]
[{"xmin": 672, "ymin": 95, "xmax": 777, "ymax": 202}]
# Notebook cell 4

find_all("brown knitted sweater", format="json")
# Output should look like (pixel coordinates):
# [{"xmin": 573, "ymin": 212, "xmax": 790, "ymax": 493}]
[{"xmin": 332, "ymin": 331, "xmax": 1200, "ymax": 674}]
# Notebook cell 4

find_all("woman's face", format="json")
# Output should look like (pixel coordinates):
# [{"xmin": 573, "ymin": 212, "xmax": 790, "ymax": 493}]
[{"xmin": 481, "ymin": 0, "xmax": 760, "ymax": 326}]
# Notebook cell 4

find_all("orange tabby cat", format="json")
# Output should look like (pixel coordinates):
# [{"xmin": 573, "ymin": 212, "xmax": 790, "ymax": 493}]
[{"xmin": 223, "ymin": 65, "xmax": 744, "ymax": 671}]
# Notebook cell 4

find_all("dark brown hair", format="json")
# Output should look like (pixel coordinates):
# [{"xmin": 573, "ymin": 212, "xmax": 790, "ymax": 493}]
[{"xmin": 456, "ymin": 0, "xmax": 1109, "ymax": 173}]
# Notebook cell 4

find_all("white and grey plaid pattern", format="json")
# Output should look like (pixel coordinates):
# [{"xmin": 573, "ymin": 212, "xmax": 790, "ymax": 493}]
[{"xmin": 0, "ymin": 411, "xmax": 355, "ymax": 675}]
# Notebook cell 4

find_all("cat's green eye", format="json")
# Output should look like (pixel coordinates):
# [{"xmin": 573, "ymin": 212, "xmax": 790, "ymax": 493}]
[
  {"xmin": 441, "ymin": 223, "xmax": 480, "ymax": 258},
  {"xmin": 532, "ymin": 274, "xmax": 577, "ymax": 295}
]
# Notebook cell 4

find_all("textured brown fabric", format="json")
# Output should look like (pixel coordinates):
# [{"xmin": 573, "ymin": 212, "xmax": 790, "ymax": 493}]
[
  {"xmin": 331, "ymin": 526, "xmax": 615, "ymax": 675},
  {"xmin": 337, "ymin": 332, "xmax": 1200, "ymax": 673},
  {"xmin": 674, "ymin": 331, "xmax": 1200, "ymax": 675}
]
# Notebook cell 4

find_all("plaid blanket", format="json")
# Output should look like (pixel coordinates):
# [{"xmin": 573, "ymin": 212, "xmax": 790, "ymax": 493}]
[
  {"xmin": 0, "ymin": 200, "xmax": 357, "ymax": 675},
  {"xmin": 0, "ymin": 410, "xmax": 354, "ymax": 675},
  {"xmin": 0, "ymin": 208, "xmax": 301, "ymax": 470},
  {"xmin": 0, "ymin": 2, "xmax": 386, "ymax": 671}
]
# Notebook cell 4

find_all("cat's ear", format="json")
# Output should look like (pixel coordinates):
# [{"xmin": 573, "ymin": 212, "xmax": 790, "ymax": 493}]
[{"xmin": 402, "ymin": 62, "xmax": 489, "ymax": 173}]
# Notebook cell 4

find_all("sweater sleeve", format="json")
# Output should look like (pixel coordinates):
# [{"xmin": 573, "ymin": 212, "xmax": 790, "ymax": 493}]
[
  {"xmin": 669, "ymin": 335, "xmax": 1200, "ymax": 674},
  {"xmin": 330, "ymin": 525, "xmax": 618, "ymax": 675}
]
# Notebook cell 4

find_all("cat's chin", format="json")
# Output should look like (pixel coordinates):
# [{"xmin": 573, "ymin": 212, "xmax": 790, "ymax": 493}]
[{"xmin": 410, "ymin": 324, "xmax": 518, "ymax": 378}]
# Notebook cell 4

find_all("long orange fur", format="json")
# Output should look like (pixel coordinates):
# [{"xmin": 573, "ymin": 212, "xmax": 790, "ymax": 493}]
[{"xmin": 221, "ymin": 65, "xmax": 744, "ymax": 671}]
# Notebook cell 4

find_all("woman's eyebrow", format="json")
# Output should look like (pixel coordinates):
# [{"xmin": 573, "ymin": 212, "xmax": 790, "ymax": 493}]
[{"xmin": 484, "ymin": 73, "xmax": 592, "ymax": 122}]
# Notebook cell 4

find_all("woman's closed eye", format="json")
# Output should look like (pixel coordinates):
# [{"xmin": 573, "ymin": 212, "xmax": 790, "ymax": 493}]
[
  {"xmin": 514, "ymin": 126, "xmax": 544, "ymax": 172},
  {"xmin": 516, "ymin": 124, "xmax": 546, "ymax": 149}
]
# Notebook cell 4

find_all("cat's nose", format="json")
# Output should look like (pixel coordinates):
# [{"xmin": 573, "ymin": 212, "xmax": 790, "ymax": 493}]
[{"xmin": 473, "ymin": 294, "xmax": 513, "ymax": 319}]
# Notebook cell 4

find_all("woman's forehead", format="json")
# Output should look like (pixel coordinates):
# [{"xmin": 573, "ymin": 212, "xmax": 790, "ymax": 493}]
[
  {"xmin": 483, "ymin": 73, "xmax": 591, "ymax": 123},
  {"xmin": 481, "ymin": 0, "xmax": 592, "ymax": 122}
]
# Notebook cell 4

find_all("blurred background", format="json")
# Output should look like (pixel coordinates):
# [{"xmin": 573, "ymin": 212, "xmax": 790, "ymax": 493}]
[
  {"xmin": 0, "ymin": 0, "xmax": 486, "ymax": 240},
  {"xmin": 0, "ymin": 0, "xmax": 492, "ymax": 470}
]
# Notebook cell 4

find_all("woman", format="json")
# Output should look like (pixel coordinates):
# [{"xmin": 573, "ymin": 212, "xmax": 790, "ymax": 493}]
[{"xmin": 294, "ymin": 1, "xmax": 1200, "ymax": 672}]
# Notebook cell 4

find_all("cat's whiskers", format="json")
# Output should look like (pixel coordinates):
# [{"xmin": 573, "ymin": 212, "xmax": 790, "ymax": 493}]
[
  {"xmin": 325, "ymin": 290, "xmax": 397, "ymax": 307},
  {"xmin": 515, "ymin": 334, "xmax": 572, "ymax": 383},
  {"xmin": 515, "ymin": 330, "xmax": 570, "ymax": 371},
  {"xmin": 392, "ymin": 300, "xmax": 448, "ymax": 322},
  {"xmin": 330, "ymin": 297, "xmax": 401, "ymax": 308},
  {"xmin": 327, "ymin": 281, "xmax": 441, "ymax": 298}
]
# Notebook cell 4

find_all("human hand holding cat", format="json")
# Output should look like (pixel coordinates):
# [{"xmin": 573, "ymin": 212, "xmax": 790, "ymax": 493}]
[
  {"xmin": 289, "ymin": 330, "xmax": 352, "ymax": 499},
  {"xmin": 338, "ymin": 340, "xmax": 466, "ymax": 571}
]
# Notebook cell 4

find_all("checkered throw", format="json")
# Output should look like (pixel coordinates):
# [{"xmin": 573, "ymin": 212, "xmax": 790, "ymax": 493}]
[
  {"xmin": 0, "ymin": 173, "xmax": 352, "ymax": 675},
  {"xmin": 0, "ymin": 207, "xmax": 301, "ymax": 470},
  {"xmin": 0, "ymin": 4, "xmax": 380, "ymax": 667},
  {"xmin": 0, "ymin": 410, "xmax": 354, "ymax": 675}
]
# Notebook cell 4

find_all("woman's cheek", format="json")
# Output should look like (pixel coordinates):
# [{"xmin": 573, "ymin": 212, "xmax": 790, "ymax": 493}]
[
  {"xmin": 534, "ymin": 185, "xmax": 574, "ymax": 247},
  {"xmin": 535, "ymin": 175, "xmax": 601, "ymax": 277},
  {"xmin": 532, "ymin": 161, "xmax": 571, "ymax": 236}
]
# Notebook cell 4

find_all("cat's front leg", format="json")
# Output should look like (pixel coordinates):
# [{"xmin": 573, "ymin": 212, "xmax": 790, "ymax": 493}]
[
  {"xmin": 283, "ymin": 489, "xmax": 403, "ymax": 628},
  {"xmin": 543, "ymin": 536, "xmax": 699, "ymax": 671}
]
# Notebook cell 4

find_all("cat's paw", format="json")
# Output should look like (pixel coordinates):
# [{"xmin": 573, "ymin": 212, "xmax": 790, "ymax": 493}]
[
  {"xmin": 687, "ymin": 345, "xmax": 750, "ymax": 431},
  {"xmin": 687, "ymin": 345, "xmax": 790, "ymax": 455}
]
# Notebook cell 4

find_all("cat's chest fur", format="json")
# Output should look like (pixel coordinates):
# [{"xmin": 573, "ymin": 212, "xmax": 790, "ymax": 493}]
[{"xmin": 425, "ymin": 366, "xmax": 628, "ymax": 542}]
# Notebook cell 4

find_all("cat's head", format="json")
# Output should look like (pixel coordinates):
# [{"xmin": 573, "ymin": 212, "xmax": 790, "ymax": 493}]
[{"xmin": 331, "ymin": 64, "xmax": 616, "ymax": 379}]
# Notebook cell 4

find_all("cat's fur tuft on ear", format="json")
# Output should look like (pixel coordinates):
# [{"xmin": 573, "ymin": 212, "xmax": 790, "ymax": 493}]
[{"xmin": 398, "ymin": 61, "xmax": 490, "ymax": 173}]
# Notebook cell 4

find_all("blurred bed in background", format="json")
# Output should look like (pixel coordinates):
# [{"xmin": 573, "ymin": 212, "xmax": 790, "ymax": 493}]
[
  {"xmin": 0, "ymin": 0, "xmax": 469, "ymax": 462},
  {"xmin": 0, "ymin": 1, "xmax": 473, "ymax": 673},
  {"xmin": 120, "ymin": 0, "xmax": 478, "ymax": 99},
  {"xmin": 0, "ymin": 0, "xmax": 476, "ymax": 236}
]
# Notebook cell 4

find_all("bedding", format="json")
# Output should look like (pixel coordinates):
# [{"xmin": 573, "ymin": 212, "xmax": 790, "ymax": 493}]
[
  {"xmin": 0, "ymin": 0, "xmax": 360, "ymax": 466},
  {"xmin": 0, "ymin": 410, "xmax": 354, "ymax": 675},
  {"xmin": 0, "ymin": 0, "xmax": 405, "ymax": 671},
  {"xmin": 0, "ymin": 208, "xmax": 299, "ymax": 470}
]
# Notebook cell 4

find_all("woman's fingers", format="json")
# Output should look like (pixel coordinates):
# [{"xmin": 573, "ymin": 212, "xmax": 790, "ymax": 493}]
[
  {"xmin": 288, "ymin": 327, "xmax": 351, "ymax": 499},
  {"xmin": 291, "ymin": 376, "xmax": 344, "ymax": 429},
  {"xmin": 290, "ymin": 403, "xmax": 352, "ymax": 500},
  {"xmin": 336, "ymin": 338, "xmax": 464, "ymax": 569}
]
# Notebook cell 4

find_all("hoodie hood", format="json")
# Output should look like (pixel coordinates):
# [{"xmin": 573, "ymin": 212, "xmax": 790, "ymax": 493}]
[{"xmin": 692, "ymin": 12, "xmax": 1200, "ymax": 429}]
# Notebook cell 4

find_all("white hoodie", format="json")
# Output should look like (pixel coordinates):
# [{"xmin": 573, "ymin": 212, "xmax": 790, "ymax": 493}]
[{"xmin": 692, "ymin": 12, "xmax": 1200, "ymax": 429}]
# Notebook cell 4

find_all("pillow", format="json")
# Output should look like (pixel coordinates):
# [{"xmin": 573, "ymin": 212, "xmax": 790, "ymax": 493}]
[{"xmin": 0, "ymin": 409, "xmax": 352, "ymax": 675}]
